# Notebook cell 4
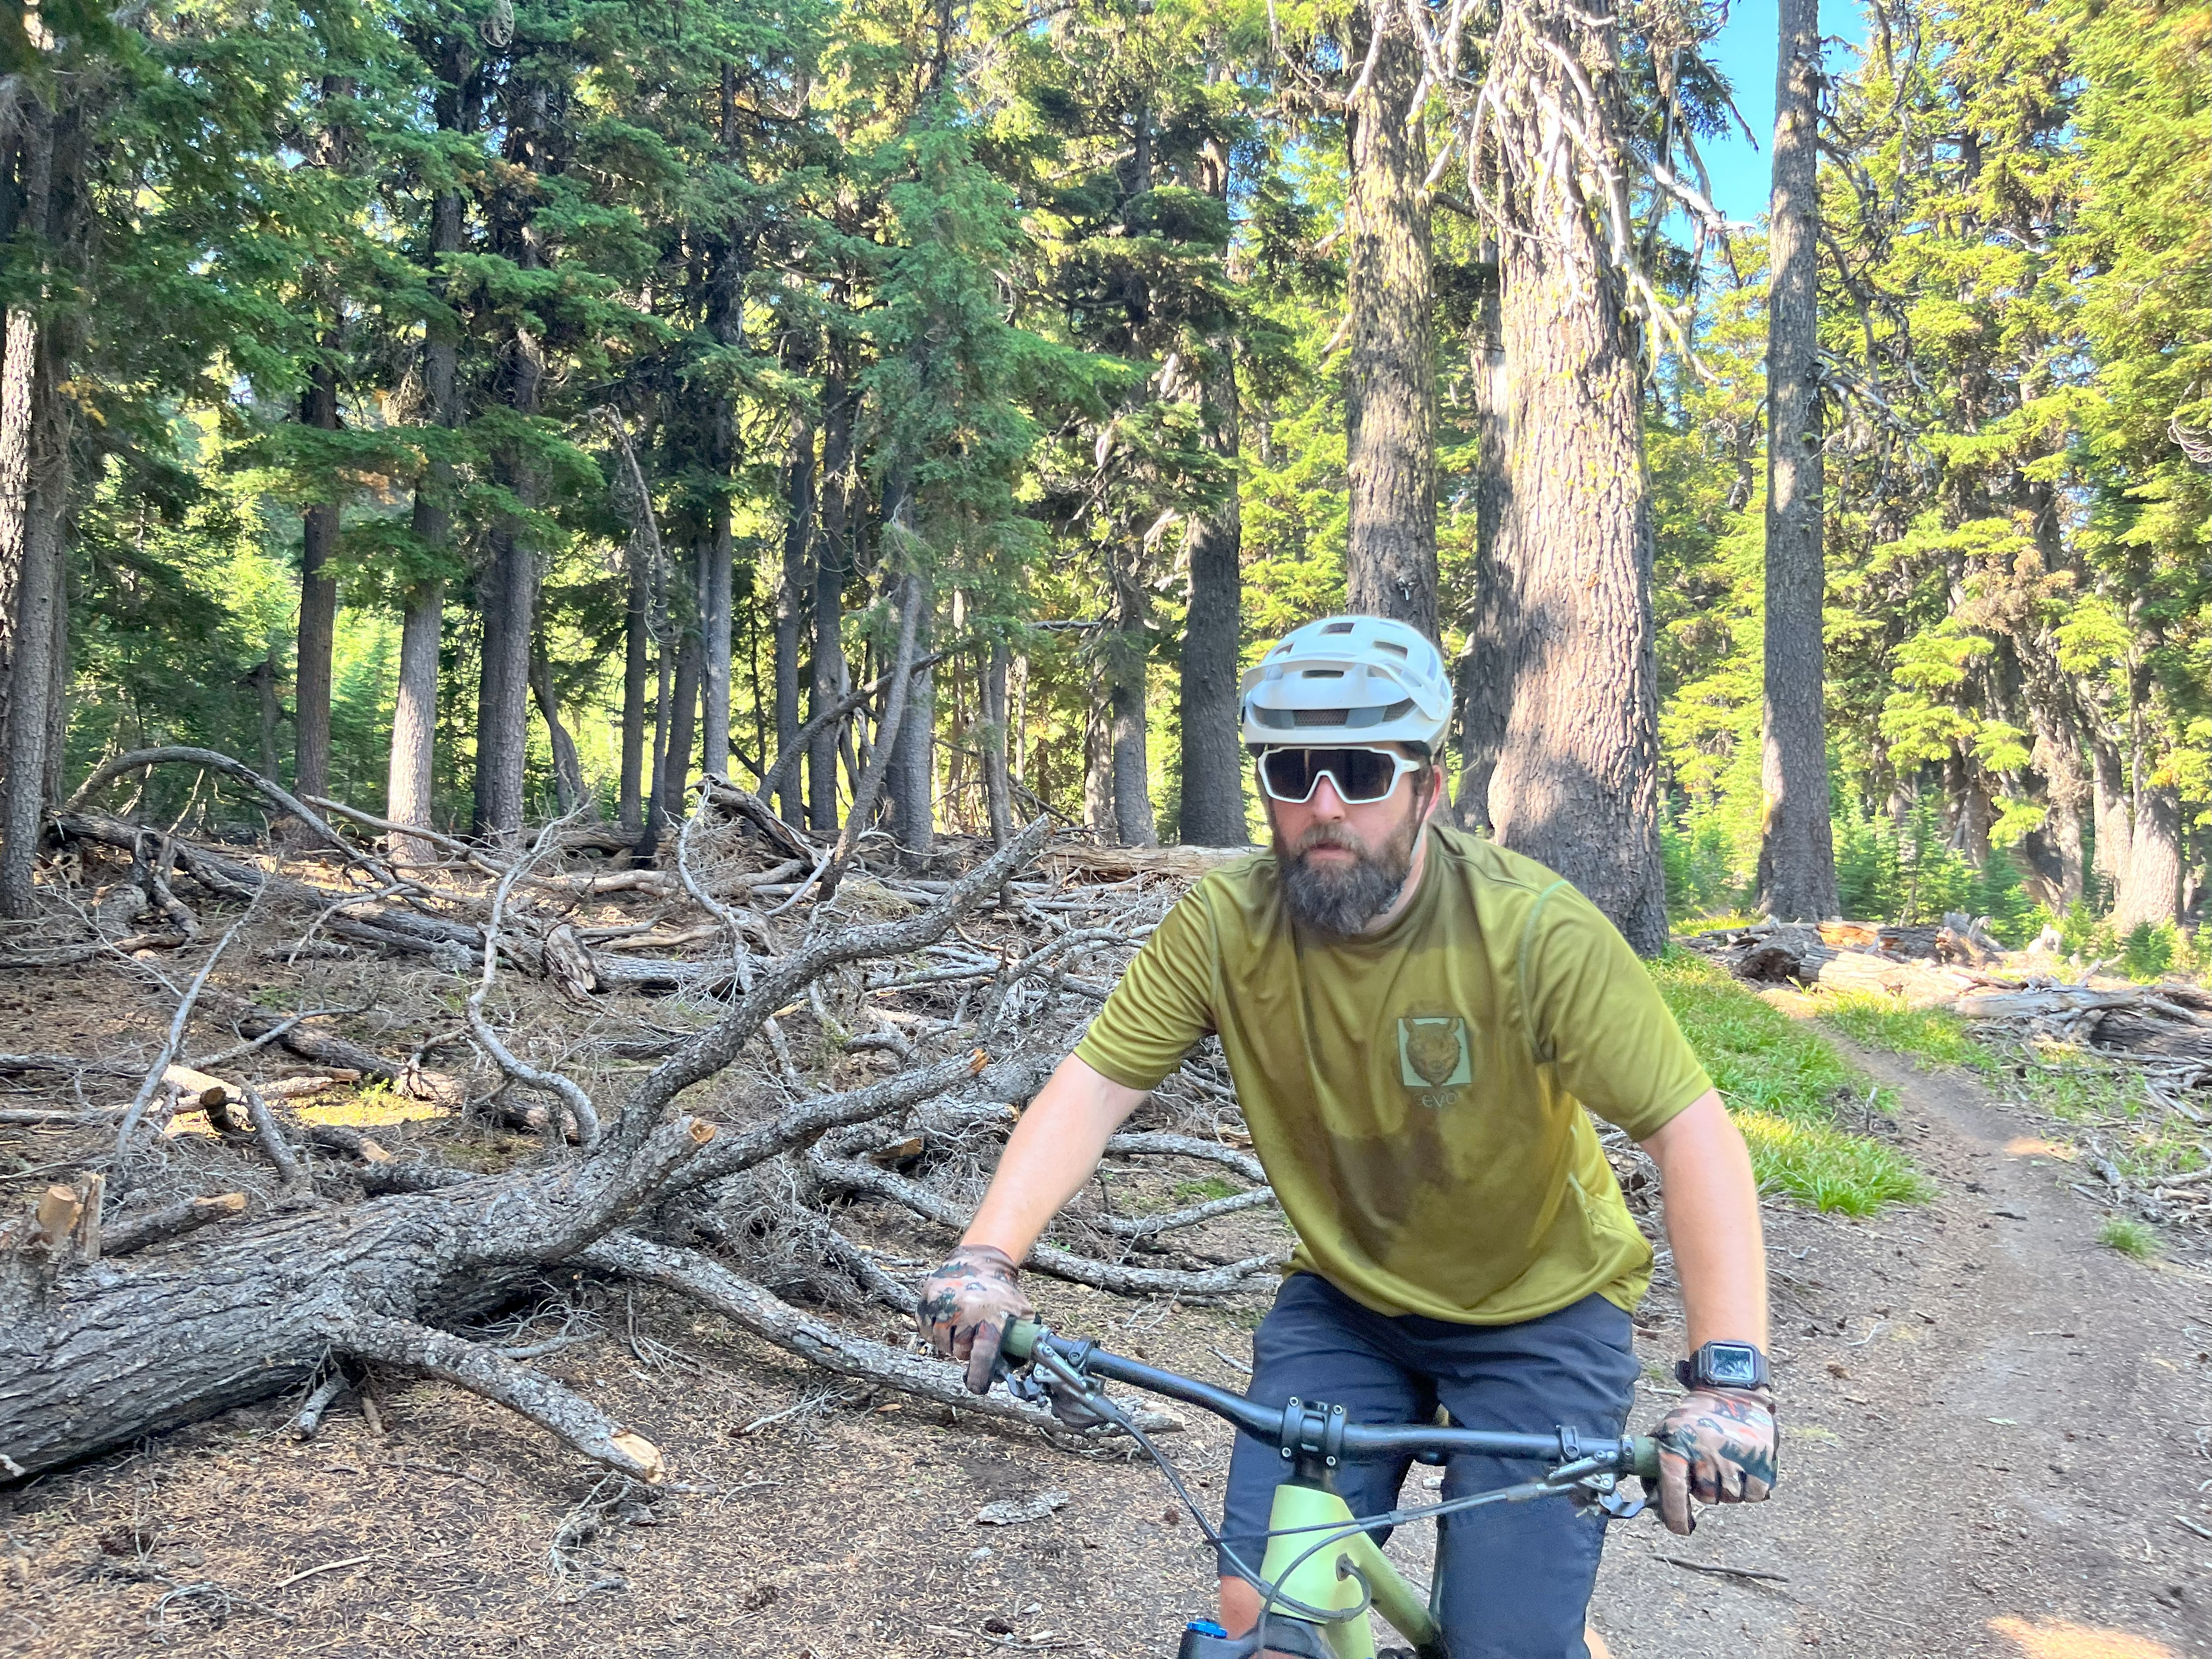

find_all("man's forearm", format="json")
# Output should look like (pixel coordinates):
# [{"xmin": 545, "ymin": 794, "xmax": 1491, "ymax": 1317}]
[
  {"xmin": 962, "ymin": 1054, "xmax": 1148, "ymax": 1261},
  {"xmin": 1640, "ymin": 1090, "xmax": 1769, "ymax": 1354}
]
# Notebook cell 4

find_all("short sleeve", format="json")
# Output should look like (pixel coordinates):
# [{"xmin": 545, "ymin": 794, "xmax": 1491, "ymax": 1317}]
[
  {"xmin": 1520, "ymin": 885, "xmax": 1712, "ymax": 1140},
  {"xmin": 1073, "ymin": 883, "xmax": 1220, "ymax": 1091}
]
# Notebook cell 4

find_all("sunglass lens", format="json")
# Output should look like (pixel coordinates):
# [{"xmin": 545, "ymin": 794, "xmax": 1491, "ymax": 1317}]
[
  {"xmin": 1261, "ymin": 749, "xmax": 1398, "ymax": 803},
  {"xmin": 1332, "ymin": 750, "xmax": 1396, "ymax": 801}
]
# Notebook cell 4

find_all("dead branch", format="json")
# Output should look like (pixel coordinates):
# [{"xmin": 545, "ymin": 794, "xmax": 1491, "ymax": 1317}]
[
  {"xmin": 805, "ymin": 1148, "xmax": 1284, "ymax": 1299},
  {"xmin": 1104, "ymin": 1132, "xmax": 1267, "ymax": 1186},
  {"xmin": 102, "ymin": 1192, "xmax": 249, "ymax": 1256},
  {"xmin": 64, "ymin": 748, "xmax": 382, "ymax": 879},
  {"xmin": 581, "ymin": 1233, "xmax": 1177, "ymax": 1435},
  {"xmin": 111, "ymin": 900, "xmax": 259, "ymax": 1177},
  {"xmin": 325, "ymin": 1310, "xmax": 665, "ymax": 1481}
]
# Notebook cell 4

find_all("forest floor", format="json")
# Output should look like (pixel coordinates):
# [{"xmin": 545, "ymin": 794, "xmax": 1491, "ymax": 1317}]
[{"xmin": 3, "ymin": 972, "xmax": 2210, "ymax": 1658}]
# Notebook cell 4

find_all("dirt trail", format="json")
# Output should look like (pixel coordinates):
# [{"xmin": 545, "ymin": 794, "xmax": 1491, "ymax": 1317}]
[
  {"xmin": 1590, "ymin": 1042, "xmax": 2212, "ymax": 1659},
  {"xmin": 2, "ymin": 1049, "xmax": 2207, "ymax": 1658}
]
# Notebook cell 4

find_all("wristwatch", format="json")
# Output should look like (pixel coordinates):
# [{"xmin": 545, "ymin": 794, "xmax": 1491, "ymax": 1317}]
[{"xmin": 1675, "ymin": 1341, "xmax": 1770, "ymax": 1393}]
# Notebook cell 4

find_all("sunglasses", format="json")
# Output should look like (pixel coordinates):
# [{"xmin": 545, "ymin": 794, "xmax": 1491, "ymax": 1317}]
[{"xmin": 1256, "ymin": 747, "xmax": 1424, "ymax": 805}]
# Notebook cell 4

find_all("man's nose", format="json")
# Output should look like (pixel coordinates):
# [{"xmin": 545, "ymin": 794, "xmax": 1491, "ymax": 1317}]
[{"xmin": 1307, "ymin": 772, "xmax": 1347, "ymax": 817}]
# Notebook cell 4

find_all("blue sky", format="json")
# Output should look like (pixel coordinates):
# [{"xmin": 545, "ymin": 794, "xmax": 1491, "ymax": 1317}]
[{"xmin": 1696, "ymin": 2, "xmax": 1871, "ymax": 224}]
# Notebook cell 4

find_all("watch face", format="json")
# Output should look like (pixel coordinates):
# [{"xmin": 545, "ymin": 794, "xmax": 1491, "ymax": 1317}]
[{"xmin": 1707, "ymin": 1345, "xmax": 1760, "ymax": 1386}]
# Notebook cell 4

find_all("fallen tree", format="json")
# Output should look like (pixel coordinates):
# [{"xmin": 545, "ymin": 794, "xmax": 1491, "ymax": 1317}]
[{"xmin": 0, "ymin": 765, "xmax": 1283, "ymax": 1477}]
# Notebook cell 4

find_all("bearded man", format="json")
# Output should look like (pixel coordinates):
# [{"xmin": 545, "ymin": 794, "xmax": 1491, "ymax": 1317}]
[{"xmin": 921, "ymin": 616, "xmax": 1775, "ymax": 1659}]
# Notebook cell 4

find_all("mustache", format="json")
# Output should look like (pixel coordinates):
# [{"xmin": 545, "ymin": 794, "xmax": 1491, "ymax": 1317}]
[{"xmin": 1290, "ymin": 823, "xmax": 1366, "ymax": 859}]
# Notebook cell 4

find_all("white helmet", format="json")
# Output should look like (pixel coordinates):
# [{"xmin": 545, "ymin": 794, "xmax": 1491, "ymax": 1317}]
[{"xmin": 1239, "ymin": 615, "xmax": 1453, "ymax": 752}]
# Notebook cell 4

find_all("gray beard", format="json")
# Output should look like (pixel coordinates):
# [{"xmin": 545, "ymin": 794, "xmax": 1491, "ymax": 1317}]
[{"xmin": 1274, "ymin": 814, "xmax": 1421, "ymax": 937}]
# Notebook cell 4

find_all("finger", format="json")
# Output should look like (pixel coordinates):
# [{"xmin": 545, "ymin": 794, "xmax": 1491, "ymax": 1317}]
[
  {"xmin": 965, "ymin": 1314, "xmax": 1006, "ymax": 1395},
  {"xmin": 1742, "ymin": 1471, "xmax": 1772, "ymax": 1503},
  {"xmin": 1713, "ymin": 1455, "xmax": 1746, "ymax": 1503},
  {"xmin": 1658, "ymin": 1448, "xmax": 1696, "ymax": 1536}
]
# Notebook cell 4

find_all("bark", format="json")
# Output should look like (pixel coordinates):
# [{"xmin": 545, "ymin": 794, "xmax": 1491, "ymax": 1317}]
[
  {"xmin": 701, "ymin": 500, "xmax": 733, "ymax": 783},
  {"xmin": 1753, "ymin": 0, "xmax": 1838, "ymax": 924},
  {"xmin": 1453, "ymin": 247, "xmax": 1510, "ymax": 834},
  {"xmin": 2113, "ymin": 781, "xmax": 2183, "ymax": 931},
  {"xmin": 0, "ymin": 100, "xmax": 73, "ymax": 921},
  {"xmin": 1342, "ymin": 0, "xmax": 1437, "ymax": 640},
  {"xmin": 388, "ymin": 585, "xmax": 443, "ymax": 861},
  {"xmin": 621, "ymin": 539, "xmax": 650, "ymax": 834},
  {"xmin": 531, "ymin": 646, "xmax": 594, "ymax": 819},
  {"xmin": 2087, "ymin": 717, "xmax": 2131, "ymax": 900},
  {"xmin": 1482, "ymin": 0, "xmax": 1669, "ymax": 955},
  {"xmin": 473, "ymin": 510, "xmax": 537, "ymax": 842},
  {"xmin": 981, "ymin": 636, "xmax": 1013, "ymax": 850},
  {"xmin": 1176, "ymin": 289, "xmax": 1247, "ymax": 847},
  {"xmin": 888, "ymin": 623, "xmax": 935, "ymax": 856},
  {"xmin": 390, "ymin": 177, "xmax": 462, "ymax": 866},
  {"xmin": 294, "ymin": 362, "xmax": 341, "ymax": 804},
  {"xmin": 776, "ymin": 399, "xmax": 814, "ymax": 825},
  {"xmin": 658, "ymin": 613, "xmax": 703, "ymax": 830},
  {"xmin": 820, "ymin": 569, "xmax": 924, "ymax": 901},
  {"xmin": 809, "ymin": 379, "xmax": 854, "ymax": 836},
  {"xmin": 1104, "ymin": 562, "xmax": 1156, "ymax": 848},
  {"xmin": 1084, "ymin": 674, "xmax": 1115, "ymax": 843}
]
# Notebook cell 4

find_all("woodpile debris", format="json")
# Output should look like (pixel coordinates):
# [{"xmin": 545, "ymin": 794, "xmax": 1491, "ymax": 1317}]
[
  {"xmin": 0, "ymin": 748, "xmax": 1274, "ymax": 1483},
  {"xmin": 1684, "ymin": 913, "xmax": 2212, "ymax": 1229}
]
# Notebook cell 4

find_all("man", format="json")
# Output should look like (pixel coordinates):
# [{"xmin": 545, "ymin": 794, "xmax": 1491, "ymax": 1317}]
[{"xmin": 921, "ymin": 615, "xmax": 1775, "ymax": 1658}]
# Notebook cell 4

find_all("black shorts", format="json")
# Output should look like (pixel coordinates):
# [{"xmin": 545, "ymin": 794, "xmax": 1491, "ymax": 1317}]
[{"xmin": 1218, "ymin": 1272, "xmax": 1640, "ymax": 1659}]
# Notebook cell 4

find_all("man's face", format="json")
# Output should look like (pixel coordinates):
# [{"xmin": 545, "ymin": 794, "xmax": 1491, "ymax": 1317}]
[{"xmin": 1261, "ymin": 747, "xmax": 1433, "ymax": 936}]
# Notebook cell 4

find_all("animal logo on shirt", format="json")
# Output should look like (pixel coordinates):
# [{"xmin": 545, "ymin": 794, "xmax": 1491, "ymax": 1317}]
[{"xmin": 1398, "ymin": 1015, "xmax": 1471, "ymax": 1098}]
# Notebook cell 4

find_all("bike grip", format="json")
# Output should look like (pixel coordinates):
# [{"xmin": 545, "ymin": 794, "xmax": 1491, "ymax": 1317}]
[
  {"xmin": 1001, "ymin": 1316, "xmax": 1043, "ymax": 1362},
  {"xmin": 1628, "ymin": 1436, "xmax": 1662, "ymax": 1482}
]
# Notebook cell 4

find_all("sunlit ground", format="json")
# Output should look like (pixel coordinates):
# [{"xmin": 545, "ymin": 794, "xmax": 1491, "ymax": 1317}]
[{"xmin": 1990, "ymin": 1615, "xmax": 2180, "ymax": 1659}]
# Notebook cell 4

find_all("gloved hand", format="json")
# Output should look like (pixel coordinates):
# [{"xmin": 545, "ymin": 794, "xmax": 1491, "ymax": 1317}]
[
  {"xmin": 1655, "ymin": 1387, "xmax": 1777, "ymax": 1536},
  {"xmin": 918, "ymin": 1243, "xmax": 1034, "ymax": 1394}
]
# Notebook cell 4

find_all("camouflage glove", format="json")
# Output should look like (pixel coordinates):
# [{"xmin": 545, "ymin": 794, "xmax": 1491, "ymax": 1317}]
[
  {"xmin": 918, "ymin": 1243, "xmax": 1034, "ymax": 1395},
  {"xmin": 1655, "ymin": 1387, "xmax": 1777, "ymax": 1536}
]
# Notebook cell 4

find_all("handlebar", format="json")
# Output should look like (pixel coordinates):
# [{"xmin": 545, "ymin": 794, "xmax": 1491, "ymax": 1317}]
[{"xmin": 1002, "ymin": 1317, "xmax": 1662, "ymax": 1483}]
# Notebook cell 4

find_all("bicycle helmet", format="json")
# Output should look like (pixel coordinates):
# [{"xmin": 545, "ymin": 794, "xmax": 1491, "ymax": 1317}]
[{"xmin": 1239, "ymin": 614, "xmax": 1453, "ymax": 752}]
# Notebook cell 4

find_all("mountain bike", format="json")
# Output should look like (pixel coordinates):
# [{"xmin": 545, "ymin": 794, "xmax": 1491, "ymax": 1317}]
[{"xmin": 997, "ymin": 1317, "xmax": 1662, "ymax": 1659}]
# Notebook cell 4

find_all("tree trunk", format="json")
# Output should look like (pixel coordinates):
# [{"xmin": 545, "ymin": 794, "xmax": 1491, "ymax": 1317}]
[
  {"xmin": 1085, "ymin": 671, "xmax": 1115, "ymax": 843},
  {"xmin": 1483, "ymin": 0, "xmax": 1669, "ymax": 955},
  {"xmin": 294, "ymin": 363, "xmax": 341, "ymax": 803},
  {"xmin": 620, "ymin": 538, "xmax": 650, "ymax": 835},
  {"xmin": 809, "ymin": 379, "xmax": 854, "ymax": 836},
  {"xmin": 390, "ymin": 174, "xmax": 462, "ymax": 865},
  {"xmin": 701, "ymin": 498, "xmax": 733, "ymax": 785},
  {"xmin": 473, "ymin": 513, "xmax": 537, "ymax": 843},
  {"xmin": 981, "ymin": 637, "xmax": 1013, "ymax": 850},
  {"xmin": 888, "ymin": 614, "xmax": 935, "ymax": 856},
  {"xmin": 1105, "ymin": 566, "xmax": 1155, "ymax": 848},
  {"xmin": 2114, "ymin": 781, "xmax": 2183, "ymax": 930},
  {"xmin": 776, "ymin": 399, "xmax": 814, "ymax": 823},
  {"xmin": 1453, "ymin": 247, "xmax": 1510, "ymax": 834},
  {"xmin": 1752, "ymin": 0, "xmax": 1838, "ymax": 923},
  {"xmin": 531, "ymin": 646, "xmax": 594, "ymax": 819},
  {"xmin": 1176, "ymin": 205, "xmax": 1248, "ymax": 848},
  {"xmin": 0, "ymin": 104, "xmax": 72, "ymax": 921},
  {"xmin": 1342, "ymin": 0, "xmax": 1437, "ymax": 640},
  {"xmin": 659, "ymin": 604, "xmax": 703, "ymax": 830},
  {"xmin": 2086, "ymin": 716, "xmax": 2130, "ymax": 900},
  {"xmin": 251, "ymin": 651, "xmax": 281, "ymax": 782}
]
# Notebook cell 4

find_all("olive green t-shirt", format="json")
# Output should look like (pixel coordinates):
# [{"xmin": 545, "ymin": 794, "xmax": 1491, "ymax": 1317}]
[{"xmin": 1074, "ymin": 825, "xmax": 1712, "ymax": 1325}]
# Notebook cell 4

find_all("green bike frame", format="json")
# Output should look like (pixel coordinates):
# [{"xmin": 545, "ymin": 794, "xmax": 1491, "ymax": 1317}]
[{"xmin": 1259, "ymin": 1480, "xmax": 1440, "ymax": 1659}]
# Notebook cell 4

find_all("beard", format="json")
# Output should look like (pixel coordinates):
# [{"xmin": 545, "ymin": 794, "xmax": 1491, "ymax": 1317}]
[{"xmin": 1273, "ymin": 808, "xmax": 1423, "ymax": 937}]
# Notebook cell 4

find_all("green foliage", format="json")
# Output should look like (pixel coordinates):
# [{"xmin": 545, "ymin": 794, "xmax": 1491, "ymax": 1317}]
[{"xmin": 1648, "ymin": 951, "xmax": 1930, "ymax": 1214}]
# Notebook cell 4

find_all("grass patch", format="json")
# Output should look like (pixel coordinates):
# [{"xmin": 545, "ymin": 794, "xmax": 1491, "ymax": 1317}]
[
  {"xmin": 1816, "ymin": 995, "xmax": 1996, "ymax": 1076},
  {"xmin": 1649, "ymin": 950, "xmax": 1931, "ymax": 1214},
  {"xmin": 2098, "ymin": 1216, "xmax": 2158, "ymax": 1260},
  {"xmin": 1172, "ymin": 1177, "xmax": 1239, "ymax": 1204}
]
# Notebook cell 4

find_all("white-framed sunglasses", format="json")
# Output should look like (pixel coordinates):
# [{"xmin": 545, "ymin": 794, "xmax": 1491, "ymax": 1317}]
[{"xmin": 1256, "ymin": 746, "xmax": 1424, "ymax": 805}]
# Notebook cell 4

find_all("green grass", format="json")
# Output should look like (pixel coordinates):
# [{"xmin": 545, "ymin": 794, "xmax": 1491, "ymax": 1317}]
[
  {"xmin": 1649, "ymin": 950, "xmax": 1931, "ymax": 1215},
  {"xmin": 2098, "ymin": 1216, "xmax": 2158, "ymax": 1260},
  {"xmin": 1172, "ymin": 1177, "xmax": 1239, "ymax": 1204},
  {"xmin": 1816, "ymin": 990, "xmax": 2208, "ymax": 1192}
]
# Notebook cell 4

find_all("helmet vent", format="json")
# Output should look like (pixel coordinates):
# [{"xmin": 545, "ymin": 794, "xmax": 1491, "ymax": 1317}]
[
  {"xmin": 1299, "ymin": 668, "xmax": 1344, "ymax": 679},
  {"xmin": 1322, "ymin": 621, "xmax": 1355, "ymax": 634},
  {"xmin": 1375, "ymin": 641, "xmax": 1408, "ymax": 658},
  {"xmin": 1292, "ymin": 708, "xmax": 1347, "ymax": 727}
]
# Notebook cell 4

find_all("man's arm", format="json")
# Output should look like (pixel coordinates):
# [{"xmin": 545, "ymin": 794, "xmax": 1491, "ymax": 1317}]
[
  {"xmin": 918, "ymin": 1054, "xmax": 1150, "ymax": 1390},
  {"xmin": 1638, "ymin": 1088, "xmax": 1767, "ymax": 1350},
  {"xmin": 1638, "ymin": 1087, "xmax": 1776, "ymax": 1535},
  {"xmin": 964, "ymin": 1053, "xmax": 1151, "ymax": 1258}
]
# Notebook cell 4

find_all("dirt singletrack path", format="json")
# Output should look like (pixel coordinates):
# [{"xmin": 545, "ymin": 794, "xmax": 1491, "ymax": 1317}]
[{"xmin": 1588, "ymin": 1041, "xmax": 2212, "ymax": 1659}]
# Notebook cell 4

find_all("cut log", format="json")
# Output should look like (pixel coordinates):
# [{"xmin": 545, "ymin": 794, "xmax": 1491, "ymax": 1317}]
[
  {"xmin": 2091, "ymin": 1011, "xmax": 2212, "ymax": 1062},
  {"xmin": 1805, "ymin": 952, "xmax": 1982, "ymax": 1008},
  {"xmin": 161, "ymin": 1064, "xmax": 235, "ymax": 1108}
]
